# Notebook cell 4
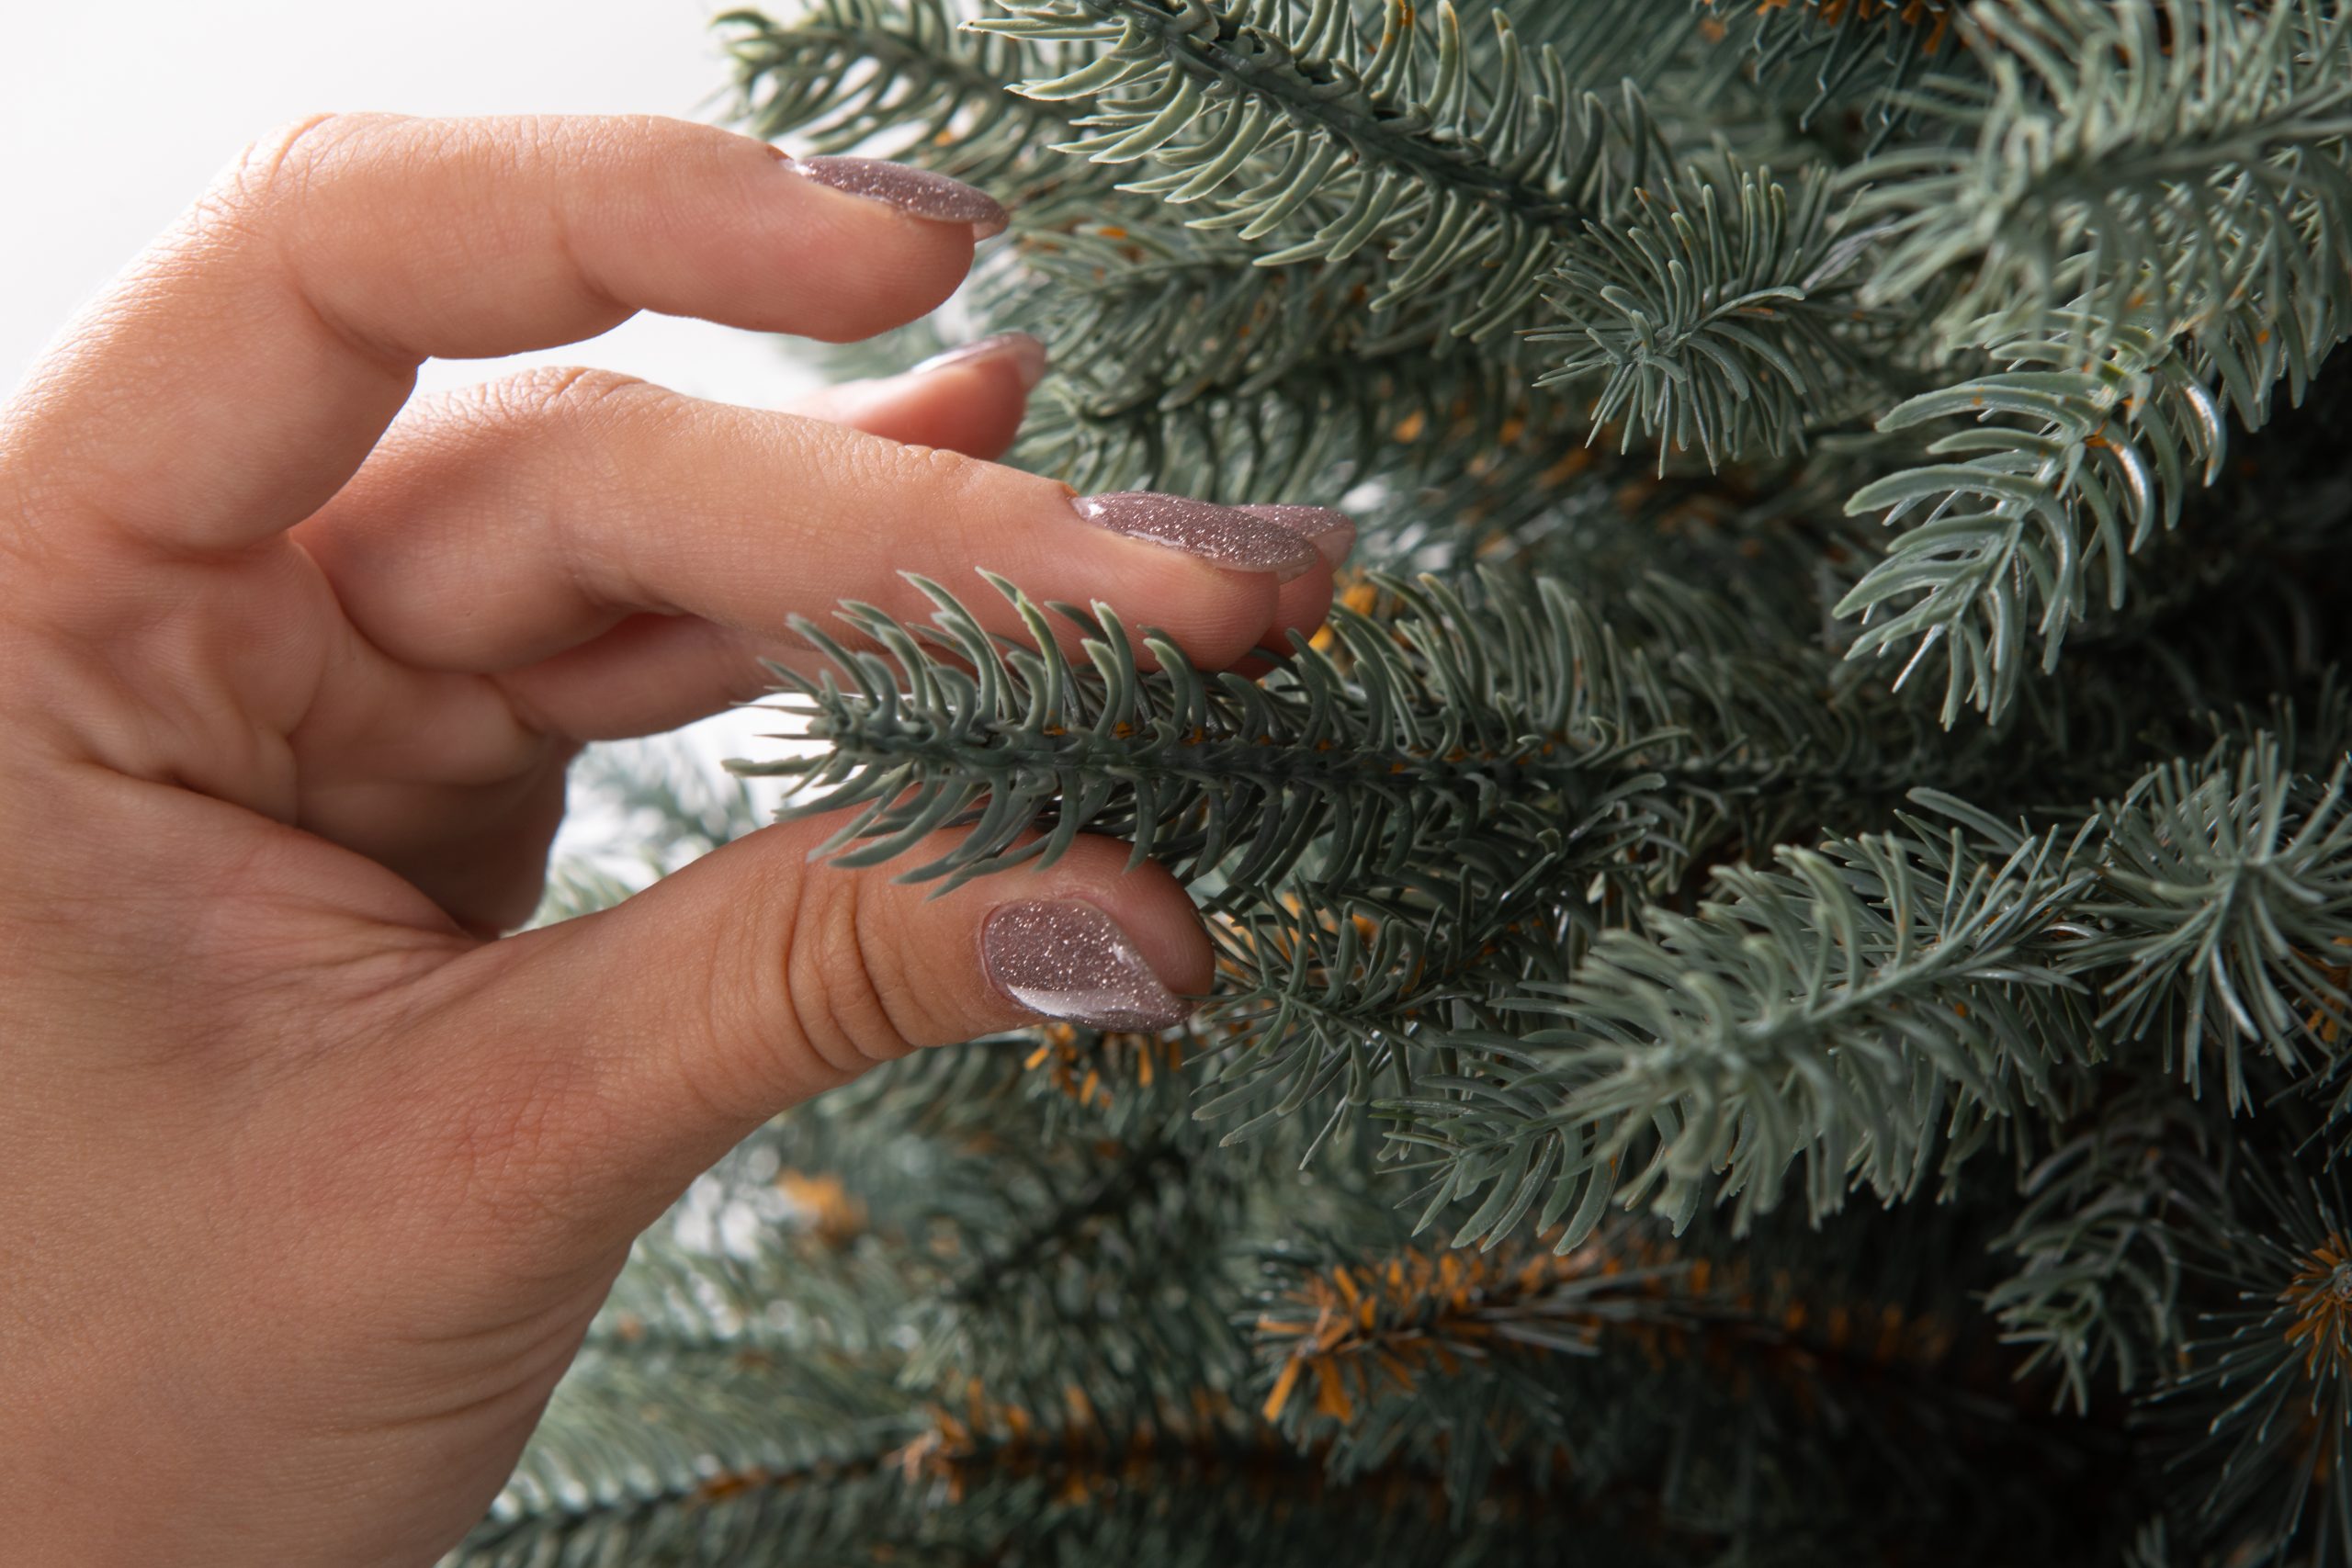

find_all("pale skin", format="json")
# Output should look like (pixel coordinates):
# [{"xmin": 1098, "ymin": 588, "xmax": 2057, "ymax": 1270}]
[{"xmin": 0, "ymin": 114, "xmax": 1342, "ymax": 1564}]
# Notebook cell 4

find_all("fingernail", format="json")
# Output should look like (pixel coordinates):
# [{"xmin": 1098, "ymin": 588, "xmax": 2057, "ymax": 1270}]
[
  {"xmin": 1237, "ymin": 503, "xmax": 1356, "ymax": 568},
  {"xmin": 982, "ymin": 900, "xmax": 1194, "ymax": 1032},
  {"xmin": 785, "ymin": 154, "xmax": 1010, "ymax": 240},
  {"xmin": 911, "ymin": 332, "xmax": 1049, "ymax": 390},
  {"xmin": 1072, "ymin": 491, "xmax": 1322, "ymax": 581}
]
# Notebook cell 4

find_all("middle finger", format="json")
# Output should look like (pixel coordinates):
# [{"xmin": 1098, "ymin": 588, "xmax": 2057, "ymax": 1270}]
[{"xmin": 291, "ymin": 367, "xmax": 1350, "ymax": 700}]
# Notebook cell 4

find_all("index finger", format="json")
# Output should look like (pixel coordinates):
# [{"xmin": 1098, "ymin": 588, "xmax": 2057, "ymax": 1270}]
[{"xmin": 0, "ymin": 113, "xmax": 998, "ymax": 563}]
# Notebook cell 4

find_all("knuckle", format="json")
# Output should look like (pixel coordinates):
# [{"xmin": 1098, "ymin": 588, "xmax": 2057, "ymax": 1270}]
[
  {"xmin": 218, "ymin": 112, "xmax": 374, "ymax": 220},
  {"xmin": 448, "ymin": 367, "xmax": 676, "ymax": 606},
  {"xmin": 785, "ymin": 867, "xmax": 918, "ymax": 1078},
  {"xmin": 431, "ymin": 364, "xmax": 651, "ymax": 484},
  {"xmin": 863, "ymin": 437, "xmax": 1001, "ymax": 525},
  {"xmin": 469, "ymin": 365, "xmax": 660, "ymax": 431},
  {"xmin": 903, "ymin": 439, "xmax": 994, "ymax": 491},
  {"xmin": 673, "ymin": 847, "xmax": 878, "ymax": 1121}
]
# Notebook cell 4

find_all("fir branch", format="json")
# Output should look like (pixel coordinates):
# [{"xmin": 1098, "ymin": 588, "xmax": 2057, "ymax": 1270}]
[
  {"xmin": 1402, "ymin": 733, "xmax": 2352, "ymax": 1245},
  {"xmin": 721, "ymin": 0, "xmax": 1091, "ymax": 191},
  {"xmin": 2079, "ymin": 746, "xmax": 2352, "ymax": 1110},
  {"xmin": 1012, "ymin": 325, "xmax": 1566, "ymax": 499},
  {"xmin": 2145, "ymin": 1153, "xmax": 2352, "ymax": 1568},
  {"xmin": 454, "ymin": 1348, "xmax": 920, "ymax": 1567},
  {"xmin": 976, "ymin": 0, "xmax": 1667, "ymax": 336},
  {"xmin": 1496, "ymin": 0, "xmax": 1702, "ymax": 94},
  {"xmin": 1830, "ymin": 0, "xmax": 2352, "ymax": 720},
  {"xmin": 1243, "ymin": 1212, "xmax": 2116, "ymax": 1550},
  {"xmin": 1984, "ymin": 1084, "xmax": 2229, "ymax": 1414},
  {"xmin": 1190, "ymin": 855, "xmax": 1591, "ymax": 1152},
  {"xmin": 997, "ymin": 204, "xmax": 1605, "ymax": 501},
  {"xmin": 1720, "ymin": 0, "xmax": 1965, "ymax": 145},
  {"xmin": 888, "ymin": 1381, "xmax": 1664, "ymax": 1566},
  {"xmin": 1851, "ymin": 0, "xmax": 2352, "ymax": 352},
  {"xmin": 730, "ymin": 570, "xmax": 1684, "ymax": 902},
  {"xmin": 1531, "ymin": 160, "xmax": 1897, "ymax": 468},
  {"xmin": 1247, "ymin": 1226, "xmax": 1694, "ymax": 1432},
  {"xmin": 731, "ymin": 569, "xmax": 2181, "ymax": 908},
  {"xmin": 1399, "ymin": 807, "xmax": 2102, "ymax": 1241},
  {"xmin": 898, "ymin": 1133, "xmax": 1253, "ymax": 1417},
  {"xmin": 1836, "ymin": 311, "xmax": 2233, "ymax": 722}
]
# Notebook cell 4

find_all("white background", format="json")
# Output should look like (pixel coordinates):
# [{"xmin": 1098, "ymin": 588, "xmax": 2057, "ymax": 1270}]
[{"xmin": 1, "ymin": 1, "xmax": 862, "ymax": 870}]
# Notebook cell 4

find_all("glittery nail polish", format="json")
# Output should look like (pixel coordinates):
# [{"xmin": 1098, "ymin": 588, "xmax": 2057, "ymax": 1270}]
[
  {"xmin": 786, "ymin": 154, "xmax": 1010, "ymax": 239},
  {"xmin": 1237, "ymin": 503, "xmax": 1357, "ymax": 568},
  {"xmin": 1072, "ymin": 491, "xmax": 1323, "ymax": 581},
  {"xmin": 910, "ymin": 332, "xmax": 1049, "ymax": 389},
  {"xmin": 981, "ymin": 900, "xmax": 1194, "ymax": 1032}
]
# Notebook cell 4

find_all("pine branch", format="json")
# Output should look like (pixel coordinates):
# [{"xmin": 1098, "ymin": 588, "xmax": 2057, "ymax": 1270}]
[
  {"xmin": 1012, "ymin": 315, "xmax": 1570, "ymax": 498},
  {"xmin": 901, "ymin": 1134, "xmax": 1250, "ymax": 1414},
  {"xmin": 732, "ymin": 568, "xmax": 2206, "ymax": 908},
  {"xmin": 1246, "ymin": 1226, "xmax": 1699, "ymax": 1492},
  {"xmin": 1243, "ymin": 1210, "xmax": 2121, "ymax": 1552},
  {"xmin": 1833, "ymin": 302, "xmax": 2335, "ymax": 722},
  {"xmin": 888, "ymin": 1382, "xmax": 1669, "ymax": 1566}
]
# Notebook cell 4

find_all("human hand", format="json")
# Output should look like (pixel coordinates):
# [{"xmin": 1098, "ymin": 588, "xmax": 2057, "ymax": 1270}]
[{"xmin": 0, "ymin": 113, "xmax": 1349, "ymax": 1565}]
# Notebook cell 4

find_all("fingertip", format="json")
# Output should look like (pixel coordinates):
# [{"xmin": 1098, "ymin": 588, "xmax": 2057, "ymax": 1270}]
[
  {"xmin": 790, "ymin": 368, "xmax": 1030, "ymax": 460},
  {"xmin": 975, "ymin": 844, "xmax": 1213, "ymax": 1032},
  {"xmin": 785, "ymin": 230, "xmax": 977, "ymax": 344},
  {"xmin": 1270, "ymin": 557, "xmax": 1341, "ymax": 648},
  {"xmin": 789, "ymin": 829, "xmax": 1210, "ymax": 1044},
  {"xmin": 909, "ymin": 332, "xmax": 1048, "ymax": 391},
  {"xmin": 753, "ymin": 154, "xmax": 995, "ymax": 340},
  {"xmin": 1103, "ymin": 556, "xmax": 1286, "ymax": 674},
  {"xmin": 742, "ymin": 204, "xmax": 971, "ymax": 345},
  {"xmin": 1221, "ymin": 502, "xmax": 1352, "ymax": 664},
  {"xmin": 1237, "ymin": 503, "xmax": 1356, "ymax": 570},
  {"xmin": 1081, "ymin": 499, "xmax": 1350, "ymax": 673},
  {"xmin": 785, "ymin": 155, "xmax": 1009, "ymax": 240},
  {"xmin": 1034, "ymin": 842, "xmax": 1214, "ymax": 1000},
  {"xmin": 1214, "ymin": 558, "xmax": 1338, "ymax": 680},
  {"xmin": 790, "ymin": 336, "xmax": 1043, "ymax": 456}
]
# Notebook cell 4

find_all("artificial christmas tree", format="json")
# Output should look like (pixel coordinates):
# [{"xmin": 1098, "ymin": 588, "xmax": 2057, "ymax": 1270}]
[{"xmin": 448, "ymin": 2, "xmax": 2352, "ymax": 1562}]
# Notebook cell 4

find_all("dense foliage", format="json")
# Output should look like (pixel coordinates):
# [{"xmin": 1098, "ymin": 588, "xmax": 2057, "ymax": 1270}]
[{"xmin": 451, "ymin": 3, "xmax": 2352, "ymax": 1562}]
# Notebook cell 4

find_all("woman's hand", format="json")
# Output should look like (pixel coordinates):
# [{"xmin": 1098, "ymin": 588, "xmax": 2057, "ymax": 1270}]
[{"xmin": 0, "ymin": 113, "xmax": 1348, "ymax": 1565}]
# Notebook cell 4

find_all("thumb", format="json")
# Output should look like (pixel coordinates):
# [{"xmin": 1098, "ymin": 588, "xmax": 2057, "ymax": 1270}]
[{"xmin": 421, "ymin": 820, "xmax": 1209, "ymax": 1235}]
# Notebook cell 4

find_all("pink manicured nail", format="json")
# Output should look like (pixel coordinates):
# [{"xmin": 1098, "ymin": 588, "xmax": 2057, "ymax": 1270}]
[
  {"xmin": 982, "ymin": 900, "xmax": 1194, "ymax": 1031},
  {"xmin": 1072, "ymin": 491, "xmax": 1322, "ymax": 581},
  {"xmin": 785, "ymin": 154, "xmax": 1010, "ymax": 239},
  {"xmin": 1237, "ymin": 503, "xmax": 1356, "ymax": 568},
  {"xmin": 911, "ymin": 332, "xmax": 1049, "ymax": 390}
]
